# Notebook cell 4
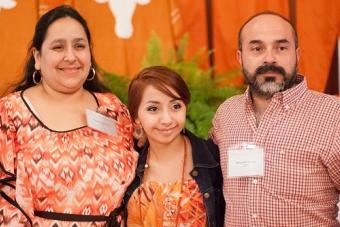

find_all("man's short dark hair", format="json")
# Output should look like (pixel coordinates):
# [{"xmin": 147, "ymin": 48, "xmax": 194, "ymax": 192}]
[{"xmin": 238, "ymin": 11, "xmax": 298, "ymax": 51}]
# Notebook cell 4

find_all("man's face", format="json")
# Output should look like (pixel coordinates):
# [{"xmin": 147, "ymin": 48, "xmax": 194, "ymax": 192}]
[{"xmin": 237, "ymin": 14, "xmax": 300, "ymax": 98}]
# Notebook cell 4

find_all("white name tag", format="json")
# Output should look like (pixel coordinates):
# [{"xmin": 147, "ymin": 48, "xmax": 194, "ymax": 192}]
[
  {"xmin": 86, "ymin": 109, "xmax": 116, "ymax": 135},
  {"xmin": 228, "ymin": 144, "xmax": 264, "ymax": 177}
]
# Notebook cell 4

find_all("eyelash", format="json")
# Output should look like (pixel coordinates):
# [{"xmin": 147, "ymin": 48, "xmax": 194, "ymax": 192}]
[
  {"xmin": 51, "ymin": 43, "xmax": 86, "ymax": 51},
  {"xmin": 251, "ymin": 46, "xmax": 263, "ymax": 52},
  {"xmin": 172, "ymin": 103, "xmax": 182, "ymax": 110},
  {"xmin": 145, "ymin": 102, "xmax": 183, "ymax": 112},
  {"xmin": 52, "ymin": 45, "xmax": 63, "ymax": 50},
  {"xmin": 251, "ymin": 46, "xmax": 288, "ymax": 52},
  {"xmin": 278, "ymin": 46, "xmax": 288, "ymax": 51},
  {"xmin": 75, "ymin": 44, "xmax": 86, "ymax": 49},
  {"xmin": 147, "ymin": 106, "xmax": 158, "ymax": 112}
]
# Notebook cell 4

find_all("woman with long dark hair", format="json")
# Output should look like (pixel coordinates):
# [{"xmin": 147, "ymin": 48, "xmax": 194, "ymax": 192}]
[{"xmin": 0, "ymin": 5, "xmax": 137, "ymax": 226}]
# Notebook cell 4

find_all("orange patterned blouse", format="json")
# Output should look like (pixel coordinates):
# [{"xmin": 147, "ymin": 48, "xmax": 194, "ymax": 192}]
[
  {"xmin": 0, "ymin": 91, "xmax": 138, "ymax": 226},
  {"xmin": 127, "ymin": 179, "xmax": 207, "ymax": 227}
]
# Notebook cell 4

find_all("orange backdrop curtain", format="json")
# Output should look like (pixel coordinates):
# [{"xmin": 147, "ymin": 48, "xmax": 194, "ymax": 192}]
[
  {"xmin": 0, "ymin": 0, "xmax": 188, "ymax": 94},
  {"xmin": 212, "ymin": 0, "xmax": 339, "ymax": 91},
  {"xmin": 175, "ymin": 0, "xmax": 209, "ymax": 67},
  {"xmin": 75, "ymin": 0, "xmax": 180, "ymax": 76},
  {"xmin": 0, "ymin": 0, "xmax": 338, "ymax": 94},
  {"xmin": 212, "ymin": 0, "xmax": 290, "ymax": 85},
  {"xmin": 296, "ymin": 0, "xmax": 340, "ymax": 92},
  {"xmin": 0, "ymin": 0, "xmax": 37, "ymax": 94},
  {"xmin": 38, "ymin": 0, "xmax": 73, "ymax": 15}
]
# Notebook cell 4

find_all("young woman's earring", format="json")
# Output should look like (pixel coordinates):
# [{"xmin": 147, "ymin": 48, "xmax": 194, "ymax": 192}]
[
  {"xmin": 133, "ymin": 124, "xmax": 143, "ymax": 139},
  {"xmin": 133, "ymin": 123, "xmax": 146, "ymax": 147}
]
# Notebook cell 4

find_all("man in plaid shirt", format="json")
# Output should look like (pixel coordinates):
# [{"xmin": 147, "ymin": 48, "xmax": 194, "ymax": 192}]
[{"xmin": 211, "ymin": 12, "xmax": 340, "ymax": 226}]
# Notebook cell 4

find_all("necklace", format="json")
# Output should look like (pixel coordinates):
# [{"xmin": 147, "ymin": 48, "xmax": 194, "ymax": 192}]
[{"xmin": 138, "ymin": 136, "xmax": 187, "ymax": 227}]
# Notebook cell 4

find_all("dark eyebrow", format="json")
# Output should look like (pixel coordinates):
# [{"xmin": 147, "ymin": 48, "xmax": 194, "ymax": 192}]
[
  {"xmin": 73, "ymin": 38, "xmax": 87, "ymax": 43},
  {"xmin": 145, "ymin": 101, "xmax": 159, "ymax": 104},
  {"xmin": 145, "ymin": 98, "xmax": 181, "ymax": 105},
  {"xmin": 249, "ymin": 40, "xmax": 263, "ymax": 45},
  {"xmin": 50, "ymin": 38, "xmax": 86, "ymax": 44},
  {"xmin": 275, "ymin": 39, "xmax": 290, "ymax": 44},
  {"xmin": 248, "ymin": 39, "xmax": 290, "ymax": 46},
  {"xmin": 50, "ymin": 39, "xmax": 64, "ymax": 44},
  {"xmin": 170, "ymin": 98, "xmax": 182, "ymax": 102}
]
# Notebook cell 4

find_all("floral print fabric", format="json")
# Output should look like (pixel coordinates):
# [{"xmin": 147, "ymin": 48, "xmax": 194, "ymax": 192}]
[{"xmin": 127, "ymin": 179, "xmax": 206, "ymax": 227}]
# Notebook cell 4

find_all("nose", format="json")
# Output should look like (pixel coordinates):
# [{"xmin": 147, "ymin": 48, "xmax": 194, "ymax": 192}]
[
  {"xmin": 160, "ymin": 109, "xmax": 173, "ymax": 125},
  {"xmin": 63, "ymin": 47, "xmax": 76, "ymax": 62},
  {"xmin": 263, "ymin": 49, "xmax": 276, "ymax": 64}
]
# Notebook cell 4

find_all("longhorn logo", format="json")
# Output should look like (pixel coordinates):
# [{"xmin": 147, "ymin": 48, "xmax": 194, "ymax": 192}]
[
  {"xmin": 0, "ymin": 0, "xmax": 17, "ymax": 13},
  {"xmin": 95, "ymin": 0, "xmax": 151, "ymax": 39}
]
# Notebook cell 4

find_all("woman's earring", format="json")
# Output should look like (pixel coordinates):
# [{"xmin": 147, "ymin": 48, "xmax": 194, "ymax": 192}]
[
  {"xmin": 134, "ymin": 123, "xmax": 146, "ymax": 147},
  {"xmin": 87, "ymin": 67, "xmax": 95, "ymax": 81},
  {"xmin": 133, "ymin": 124, "xmax": 143, "ymax": 139},
  {"xmin": 33, "ymin": 70, "xmax": 41, "ymax": 84}
]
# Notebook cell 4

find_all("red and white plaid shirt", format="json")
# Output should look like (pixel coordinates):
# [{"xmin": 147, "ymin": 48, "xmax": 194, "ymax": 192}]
[{"xmin": 211, "ymin": 76, "xmax": 340, "ymax": 227}]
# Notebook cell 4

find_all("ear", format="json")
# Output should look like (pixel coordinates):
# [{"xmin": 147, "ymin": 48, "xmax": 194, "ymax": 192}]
[
  {"xmin": 295, "ymin": 47, "xmax": 301, "ymax": 65},
  {"xmin": 33, "ymin": 48, "xmax": 41, "ymax": 70},
  {"xmin": 236, "ymin": 49, "xmax": 242, "ymax": 66}
]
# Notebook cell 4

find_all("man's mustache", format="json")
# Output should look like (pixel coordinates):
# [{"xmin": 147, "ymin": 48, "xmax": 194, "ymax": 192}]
[{"xmin": 255, "ymin": 64, "xmax": 286, "ymax": 76}]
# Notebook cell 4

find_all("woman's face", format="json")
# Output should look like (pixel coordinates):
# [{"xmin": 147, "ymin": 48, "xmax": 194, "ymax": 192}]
[
  {"xmin": 136, "ymin": 85, "xmax": 186, "ymax": 147},
  {"xmin": 33, "ymin": 16, "xmax": 91, "ymax": 93}
]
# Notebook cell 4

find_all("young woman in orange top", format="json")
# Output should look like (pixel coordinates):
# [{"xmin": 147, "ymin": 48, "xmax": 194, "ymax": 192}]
[{"xmin": 125, "ymin": 66, "xmax": 225, "ymax": 227}]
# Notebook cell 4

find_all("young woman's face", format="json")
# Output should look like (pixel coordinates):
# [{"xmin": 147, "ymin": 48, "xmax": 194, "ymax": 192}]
[
  {"xmin": 33, "ymin": 17, "xmax": 91, "ymax": 93},
  {"xmin": 136, "ymin": 85, "xmax": 186, "ymax": 146}
]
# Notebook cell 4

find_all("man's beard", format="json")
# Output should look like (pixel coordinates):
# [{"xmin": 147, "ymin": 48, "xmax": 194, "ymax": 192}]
[{"xmin": 243, "ymin": 63, "xmax": 297, "ymax": 99}]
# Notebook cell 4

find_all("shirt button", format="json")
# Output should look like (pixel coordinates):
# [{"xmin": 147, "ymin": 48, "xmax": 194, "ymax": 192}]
[
  {"xmin": 203, "ymin": 192, "xmax": 210, "ymax": 199},
  {"xmin": 279, "ymin": 150, "xmax": 285, "ymax": 155},
  {"xmin": 252, "ymin": 179, "xmax": 258, "ymax": 184},
  {"xmin": 252, "ymin": 213, "xmax": 257, "ymax": 219},
  {"xmin": 191, "ymin": 170, "xmax": 198, "ymax": 177}
]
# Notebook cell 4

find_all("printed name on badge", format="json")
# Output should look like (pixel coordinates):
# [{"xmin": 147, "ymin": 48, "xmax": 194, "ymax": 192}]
[
  {"xmin": 228, "ymin": 144, "xmax": 264, "ymax": 177},
  {"xmin": 86, "ymin": 109, "xmax": 116, "ymax": 135}
]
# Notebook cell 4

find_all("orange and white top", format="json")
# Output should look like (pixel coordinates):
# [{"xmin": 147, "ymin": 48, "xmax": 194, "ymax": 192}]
[
  {"xmin": 0, "ymin": 91, "xmax": 138, "ymax": 226},
  {"xmin": 127, "ymin": 179, "xmax": 206, "ymax": 227}
]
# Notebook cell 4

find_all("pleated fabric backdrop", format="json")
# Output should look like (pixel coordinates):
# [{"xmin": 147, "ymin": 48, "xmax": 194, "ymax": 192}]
[{"xmin": 0, "ymin": 0, "xmax": 339, "ymax": 94}]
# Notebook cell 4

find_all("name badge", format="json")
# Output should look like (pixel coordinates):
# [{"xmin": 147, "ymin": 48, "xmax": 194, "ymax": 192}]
[
  {"xmin": 228, "ymin": 144, "xmax": 264, "ymax": 177},
  {"xmin": 86, "ymin": 109, "xmax": 116, "ymax": 135}
]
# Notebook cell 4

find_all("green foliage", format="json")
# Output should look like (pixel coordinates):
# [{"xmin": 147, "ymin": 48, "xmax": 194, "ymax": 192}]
[
  {"xmin": 103, "ymin": 72, "xmax": 130, "ymax": 104},
  {"xmin": 103, "ymin": 33, "xmax": 244, "ymax": 138}
]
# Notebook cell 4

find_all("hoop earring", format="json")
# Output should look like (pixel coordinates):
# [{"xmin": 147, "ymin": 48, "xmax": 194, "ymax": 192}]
[
  {"xmin": 87, "ymin": 67, "xmax": 95, "ymax": 81},
  {"xmin": 33, "ymin": 70, "xmax": 41, "ymax": 84}
]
